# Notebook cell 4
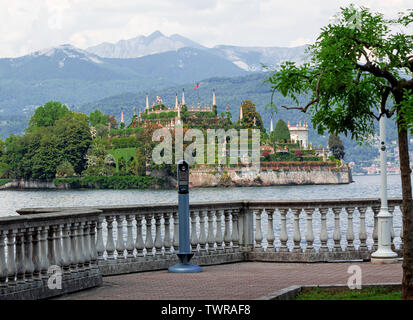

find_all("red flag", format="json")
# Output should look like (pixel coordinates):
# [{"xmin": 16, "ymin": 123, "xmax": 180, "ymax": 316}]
[{"xmin": 193, "ymin": 83, "xmax": 199, "ymax": 90}]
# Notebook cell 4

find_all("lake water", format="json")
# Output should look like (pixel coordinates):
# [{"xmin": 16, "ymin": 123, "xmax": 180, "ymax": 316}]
[
  {"xmin": 1, "ymin": 174, "xmax": 409, "ymax": 250},
  {"xmin": 0, "ymin": 174, "xmax": 406, "ymax": 217}
]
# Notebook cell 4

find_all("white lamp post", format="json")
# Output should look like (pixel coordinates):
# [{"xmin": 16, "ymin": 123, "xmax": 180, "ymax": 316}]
[{"xmin": 371, "ymin": 115, "xmax": 398, "ymax": 263}]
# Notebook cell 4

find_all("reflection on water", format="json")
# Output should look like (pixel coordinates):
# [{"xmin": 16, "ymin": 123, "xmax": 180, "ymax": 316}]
[{"xmin": 0, "ymin": 174, "xmax": 406, "ymax": 217}]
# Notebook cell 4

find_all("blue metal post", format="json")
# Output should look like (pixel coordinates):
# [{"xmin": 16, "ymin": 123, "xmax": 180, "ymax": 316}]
[{"xmin": 168, "ymin": 160, "xmax": 202, "ymax": 273}]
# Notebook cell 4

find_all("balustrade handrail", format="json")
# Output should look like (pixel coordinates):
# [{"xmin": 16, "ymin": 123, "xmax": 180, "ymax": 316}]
[
  {"xmin": 12, "ymin": 197, "xmax": 403, "ymax": 218},
  {"xmin": 0, "ymin": 208, "xmax": 102, "ymax": 228}
]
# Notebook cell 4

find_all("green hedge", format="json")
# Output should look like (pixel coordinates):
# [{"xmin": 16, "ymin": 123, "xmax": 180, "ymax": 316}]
[
  {"xmin": 53, "ymin": 175, "xmax": 161, "ymax": 189},
  {"xmin": 0, "ymin": 179, "xmax": 12, "ymax": 186}
]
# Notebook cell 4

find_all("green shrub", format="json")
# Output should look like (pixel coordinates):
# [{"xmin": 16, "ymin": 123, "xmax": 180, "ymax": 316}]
[
  {"xmin": 0, "ymin": 179, "xmax": 12, "ymax": 186},
  {"xmin": 53, "ymin": 175, "xmax": 160, "ymax": 189}
]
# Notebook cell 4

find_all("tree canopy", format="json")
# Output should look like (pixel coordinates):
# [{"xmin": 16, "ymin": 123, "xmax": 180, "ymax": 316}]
[
  {"xmin": 239, "ymin": 100, "xmax": 264, "ymax": 131},
  {"xmin": 27, "ymin": 101, "xmax": 71, "ymax": 131},
  {"xmin": 265, "ymin": 5, "xmax": 413, "ymax": 299},
  {"xmin": 89, "ymin": 109, "xmax": 109, "ymax": 127},
  {"xmin": 328, "ymin": 134, "xmax": 345, "ymax": 160},
  {"xmin": 1, "ymin": 107, "xmax": 91, "ymax": 180},
  {"xmin": 272, "ymin": 119, "xmax": 291, "ymax": 143}
]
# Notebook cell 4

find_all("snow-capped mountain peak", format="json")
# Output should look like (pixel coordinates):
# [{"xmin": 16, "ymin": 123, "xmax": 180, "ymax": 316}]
[
  {"xmin": 31, "ymin": 44, "xmax": 103, "ymax": 64},
  {"xmin": 85, "ymin": 31, "xmax": 206, "ymax": 59}
]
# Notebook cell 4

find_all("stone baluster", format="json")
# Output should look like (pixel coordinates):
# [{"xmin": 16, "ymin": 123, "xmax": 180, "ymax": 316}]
[
  {"xmin": 7, "ymin": 229, "xmax": 17, "ymax": 286},
  {"xmin": 266, "ymin": 209, "xmax": 275, "ymax": 252},
  {"xmin": 163, "ymin": 212, "xmax": 172, "ymax": 257},
  {"xmin": 332, "ymin": 208, "xmax": 342, "ymax": 252},
  {"xmin": 279, "ymin": 209, "xmax": 288, "ymax": 252},
  {"xmin": 358, "ymin": 207, "xmax": 368, "ymax": 251},
  {"xmin": 60, "ymin": 224, "xmax": 71, "ymax": 277},
  {"xmin": 77, "ymin": 222, "xmax": 85, "ymax": 271},
  {"xmin": 372, "ymin": 206, "xmax": 380, "ymax": 252},
  {"xmin": 40, "ymin": 226, "xmax": 50, "ymax": 280},
  {"xmin": 105, "ymin": 216, "xmax": 115, "ymax": 260},
  {"xmin": 24, "ymin": 228, "xmax": 35, "ymax": 284},
  {"xmin": 215, "ymin": 210, "xmax": 224, "ymax": 253},
  {"xmin": 15, "ymin": 230, "xmax": 25, "ymax": 285},
  {"xmin": 173, "ymin": 212, "xmax": 179, "ymax": 253},
  {"xmin": 96, "ymin": 217, "xmax": 105, "ymax": 261},
  {"xmin": 304, "ymin": 208, "xmax": 315, "ymax": 253},
  {"xmin": 224, "ymin": 209, "xmax": 232, "ymax": 253},
  {"xmin": 0, "ymin": 231, "xmax": 7, "ymax": 288},
  {"xmin": 89, "ymin": 221, "xmax": 98, "ymax": 271},
  {"xmin": 238, "ymin": 209, "xmax": 244, "ymax": 248},
  {"xmin": 69, "ymin": 224, "xmax": 78, "ymax": 274},
  {"xmin": 388, "ymin": 206, "xmax": 395, "ymax": 250},
  {"xmin": 292, "ymin": 209, "xmax": 302, "ymax": 253},
  {"xmin": 125, "ymin": 215, "xmax": 135, "ymax": 259},
  {"xmin": 199, "ymin": 211, "xmax": 207, "ymax": 254},
  {"xmin": 154, "ymin": 214, "xmax": 163, "ymax": 257},
  {"xmin": 190, "ymin": 211, "xmax": 199, "ymax": 254},
  {"xmin": 231, "ymin": 209, "xmax": 240, "ymax": 252},
  {"xmin": 47, "ymin": 226, "xmax": 56, "ymax": 269},
  {"xmin": 135, "ymin": 215, "xmax": 144, "ymax": 258},
  {"xmin": 82, "ymin": 222, "xmax": 91, "ymax": 270},
  {"xmin": 32, "ymin": 227, "xmax": 42, "ymax": 284},
  {"xmin": 254, "ymin": 210, "xmax": 263, "ymax": 252},
  {"xmin": 319, "ymin": 208, "xmax": 329, "ymax": 253},
  {"xmin": 55, "ymin": 225, "xmax": 64, "ymax": 267},
  {"xmin": 116, "ymin": 215, "xmax": 125, "ymax": 260},
  {"xmin": 345, "ymin": 207, "xmax": 355, "ymax": 251},
  {"xmin": 207, "ymin": 210, "xmax": 216, "ymax": 254},
  {"xmin": 145, "ymin": 214, "xmax": 154, "ymax": 258}
]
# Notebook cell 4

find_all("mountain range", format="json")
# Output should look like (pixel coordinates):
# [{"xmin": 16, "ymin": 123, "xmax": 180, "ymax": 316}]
[
  {"xmin": 86, "ymin": 31, "xmax": 308, "ymax": 71},
  {"xmin": 0, "ymin": 31, "xmax": 309, "ymax": 138}
]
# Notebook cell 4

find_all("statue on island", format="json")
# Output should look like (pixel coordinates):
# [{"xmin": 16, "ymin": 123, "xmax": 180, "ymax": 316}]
[{"xmin": 156, "ymin": 96, "xmax": 163, "ymax": 105}]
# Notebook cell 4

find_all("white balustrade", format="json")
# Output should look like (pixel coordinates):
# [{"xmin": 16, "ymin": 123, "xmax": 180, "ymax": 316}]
[
  {"xmin": 207, "ymin": 210, "xmax": 215, "ymax": 254},
  {"xmin": 199, "ymin": 211, "xmax": 207, "ymax": 254},
  {"xmin": 292, "ymin": 209, "xmax": 302, "ymax": 253},
  {"xmin": 319, "ymin": 208, "xmax": 329, "ymax": 253},
  {"xmin": 126, "ymin": 215, "xmax": 134, "ymax": 259},
  {"xmin": 332, "ymin": 208, "xmax": 342, "ymax": 252},
  {"xmin": 254, "ymin": 210, "xmax": 263, "ymax": 252},
  {"xmin": 215, "ymin": 210, "xmax": 224, "ymax": 253},
  {"xmin": 279, "ymin": 209, "xmax": 288, "ymax": 252},
  {"xmin": 266, "ymin": 209, "xmax": 275, "ymax": 252},
  {"xmin": 1, "ymin": 198, "xmax": 403, "ymax": 299},
  {"xmin": 145, "ymin": 214, "xmax": 154, "ymax": 257},
  {"xmin": 116, "ymin": 215, "xmax": 125, "ymax": 260},
  {"xmin": 358, "ymin": 207, "xmax": 368, "ymax": 251},
  {"xmin": 304, "ymin": 208, "xmax": 314, "ymax": 253},
  {"xmin": 346, "ymin": 207, "xmax": 355, "ymax": 251},
  {"xmin": 190, "ymin": 211, "xmax": 198, "ymax": 254},
  {"xmin": 135, "ymin": 215, "xmax": 144, "ymax": 258},
  {"xmin": 154, "ymin": 214, "xmax": 163, "ymax": 257}
]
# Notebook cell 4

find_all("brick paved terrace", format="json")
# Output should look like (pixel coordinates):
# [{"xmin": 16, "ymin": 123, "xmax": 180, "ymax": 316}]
[{"xmin": 56, "ymin": 262, "xmax": 403, "ymax": 300}]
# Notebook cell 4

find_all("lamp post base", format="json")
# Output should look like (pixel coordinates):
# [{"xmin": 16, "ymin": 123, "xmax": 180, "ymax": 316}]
[
  {"xmin": 371, "ymin": 257, "xmax": 399, "ymax": 264},
  {"xmin": 371, "ymin": 251, "xmax": 398, "ymax": 264},
  {"xmin": 168, "ymin": 253, "xmax": 202, "ymax": 273}
]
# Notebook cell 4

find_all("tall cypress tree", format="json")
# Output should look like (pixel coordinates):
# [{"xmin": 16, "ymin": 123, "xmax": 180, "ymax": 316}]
[{"xmin": 272, "ymin": 119, "xmax": 290, "ymax": 143}]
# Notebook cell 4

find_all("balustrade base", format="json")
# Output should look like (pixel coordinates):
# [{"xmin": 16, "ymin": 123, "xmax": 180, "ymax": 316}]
[
  {"xmin": 98, "ymin": 252, "xmax": 245, "ymax": 276},
  {"xmin": 0, "ymin": 272, "xmax": 102, "ymax": 300},
  {"xmin": 248, "ymin": 251, "xmax": 372, "ymax": 263}
]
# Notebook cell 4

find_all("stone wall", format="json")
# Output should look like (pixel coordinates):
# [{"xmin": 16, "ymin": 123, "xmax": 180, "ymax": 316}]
[
  {"xmin": 0, "ymin": 179, "xmax": 57, "ymax": 190},
  {"xmin": 189, "ymin": 166, "xmax": 352, "ymax": 188}
]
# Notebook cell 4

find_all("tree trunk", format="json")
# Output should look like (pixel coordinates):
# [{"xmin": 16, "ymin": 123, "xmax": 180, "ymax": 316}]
[{"xmin": 397, "ymin": 114, "xmax": 413, "ymax": 300}]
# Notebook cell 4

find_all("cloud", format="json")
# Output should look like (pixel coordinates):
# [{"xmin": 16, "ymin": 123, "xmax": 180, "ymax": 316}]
[{"xmin": 0, "ymin": 0, "xmax": 411, "ymax": 57}]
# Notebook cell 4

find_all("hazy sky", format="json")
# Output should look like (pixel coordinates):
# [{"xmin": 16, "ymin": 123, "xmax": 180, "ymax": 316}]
[{"xmin": 0, "ymin": 0, "xmax": 411, "ymax": 58}]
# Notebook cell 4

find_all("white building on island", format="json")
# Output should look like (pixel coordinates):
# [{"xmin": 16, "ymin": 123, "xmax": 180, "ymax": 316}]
[{"xmin": 288, "ymin": 121, "xmax": 309, "ymax": 149}]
